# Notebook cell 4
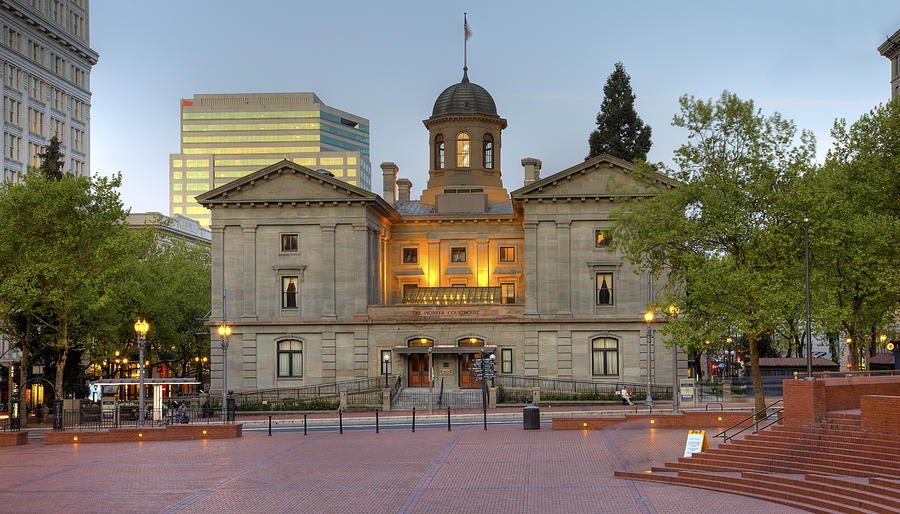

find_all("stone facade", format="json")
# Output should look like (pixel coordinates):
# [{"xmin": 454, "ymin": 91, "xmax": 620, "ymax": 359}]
[
  {"xmin": 879, "ymin": 27, "xmax": 900, "ymax": 101},
  {"xmin": 197, "ymin": 71, "xmax": 683, "ymax": 394}
]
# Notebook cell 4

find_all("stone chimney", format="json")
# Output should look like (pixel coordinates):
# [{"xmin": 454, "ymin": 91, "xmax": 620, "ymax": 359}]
[
  {"xmin": 522, "ymin": 158, "xmax": 542, "ymax": 186},
  {"xmin": 380, "ymin": 162, "xmax": 398, "ymax": 205},
  {"xmin": 396, "ymin": 178, "xmax": 412, "ymax": 202}
]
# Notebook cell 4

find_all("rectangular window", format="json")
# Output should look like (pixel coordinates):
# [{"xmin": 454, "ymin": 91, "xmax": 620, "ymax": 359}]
[
  {"xmin": 282, "ymin": 276, "xmax": 298, "ymax": 309},
  {"xmin": 451, "ymin": 281, "xmax": 467, "ymax": 287},
  {"xmin": 499, "ymin": 246, "xmax": 515, "ymax": 263},
  {"xmin": 281, "ymin": 234, "xmax": 298, "ymax": 253},
  {"xmin": 501, "ymin": 283, "xmax": 516, "ymax": 304},
  {"xmin": 595, "ymin": 230, "xmax": 610, "ymax": 248},
  {"xmin": 277, "ymin": 340, "xmax": 302, "ymax": 377},
  {"xmin": 402, "ymin": 247, "xmax": 418, "ymax": 264},
  {"xmin": 451, "ymin": 246, "xmax": 467, "ymax": 263},
  {"xmin": 501, "ymin": 348, "xmax": 512, "ymax": 374},
  {"xmin": 592, "ymin": 338, "xmax": 619, "ymax": 376},
  {"xmin": 381, "ymin": 349, "xmax": 392, "ymax": 375},
  {"xmin": 596, "ymin": 273, "xmax": 613, "ymax": 305}
]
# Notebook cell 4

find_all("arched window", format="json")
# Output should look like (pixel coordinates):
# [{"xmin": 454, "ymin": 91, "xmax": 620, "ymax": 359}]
[
  {"xmin": 592, "ymin": 338, "xmax": 618, "ymax": 376},
  {"xmin": 278, "ymin": 340, "xmax": 303, "ymax": 377},
  {"xmin": 458, "ymin": 337, "xmax": 484, "ymax": 347},
  {"xmin": 434, "ymin": 134, "xmax": 444, "ymax": 170},
  {"xmin": 408, "ymin": 337, "xmax": 434, "ymax": 347},
  {"xmin": 457, "ymin": 132, "xmax": 470, "ymax": 167},
  {"xmin": 482, "ymin": 134, "xmax": 494, "ymax": 169}
]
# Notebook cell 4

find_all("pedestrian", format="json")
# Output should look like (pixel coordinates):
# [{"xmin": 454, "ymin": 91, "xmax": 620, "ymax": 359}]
[{"xmin": 620, "ymin": 386, "xmax": 633, "ymax": 406}]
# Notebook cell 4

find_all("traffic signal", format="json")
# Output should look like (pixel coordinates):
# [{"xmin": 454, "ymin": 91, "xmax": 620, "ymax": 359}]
[{"xmin": 846, "ymin": 363, "xmax": 851, "ymax": 369}]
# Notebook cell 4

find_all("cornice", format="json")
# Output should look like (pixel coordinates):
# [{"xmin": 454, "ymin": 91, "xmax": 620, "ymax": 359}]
[
  {"xmin": 1, "ymin": 1, "xmax": 99, "ymax": 65},
  {"xmin": 423, "ymin": 114, "xmax": 508, "ymax": 130}
]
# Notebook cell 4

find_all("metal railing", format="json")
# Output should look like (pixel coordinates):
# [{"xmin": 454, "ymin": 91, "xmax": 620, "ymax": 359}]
[
  {"xmin": 389, "ymin": 375, "xmax": 402, "ymax": 406},
  {"xmin": 55, "ymin": 401, "xmax": 232, "ymax": 431},
  {"xmin": 811, "ymin": 369, "xmax": 900, "ymax": 378},
  {"xmin": 234, "ymin": 376, "xmax": 388, "ymax": 409},
  {"xmin": 494, "ymin": 375, "xmax": 672, "ymax": 402},
  {"xmin": 394, "ymin": 389, "xmax": 483, "ymax": 408},
  {"xmin": 713, "ymin": 399, "xmax": 783, "ymax": 443}
]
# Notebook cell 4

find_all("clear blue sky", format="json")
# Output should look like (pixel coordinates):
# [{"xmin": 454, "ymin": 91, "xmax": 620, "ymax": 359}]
[{"xmin": 89, "ymin": 1, "xmax": 899, "ymax": 213}]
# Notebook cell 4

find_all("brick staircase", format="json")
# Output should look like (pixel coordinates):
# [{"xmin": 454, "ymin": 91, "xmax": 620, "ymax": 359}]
[{"xmin": 616, "ymin": 412, "xmax": 900, "ymax": 513}]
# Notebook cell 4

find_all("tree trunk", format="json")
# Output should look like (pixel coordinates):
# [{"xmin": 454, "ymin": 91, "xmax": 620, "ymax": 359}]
[
  {"xmin": 54, "ymin": 321, "xmax": 67, "ymax": 400},
  {"xmin": 18, "ymin": 319, "xmax": 29, "ymax": 428},
  {"xmin": 748, "ymin": 332, "xmax": 766, "ymax": 419}
]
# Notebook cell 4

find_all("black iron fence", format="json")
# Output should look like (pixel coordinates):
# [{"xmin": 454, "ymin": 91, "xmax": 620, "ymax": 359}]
[
  {"xmin": 234, "ymin": 376, "xmax": 388, "ymax": 410},
  {"xmin": 494, "ymin": 375, "xmax": 672, "ymax": 402},
  {"xmin": 54, "ymin": 399, "xmax": 233, "ymax": 431}
]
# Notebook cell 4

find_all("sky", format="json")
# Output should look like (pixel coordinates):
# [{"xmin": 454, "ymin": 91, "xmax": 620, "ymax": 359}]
[{"xmin": 88, "ymin": 1, "xmax": 899, "ymax": 214}]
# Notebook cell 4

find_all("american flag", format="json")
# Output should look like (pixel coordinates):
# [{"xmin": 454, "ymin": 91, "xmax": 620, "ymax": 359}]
[{"xmin": 464, "ymin": 15, "xmax": 471, "ymax": 41}]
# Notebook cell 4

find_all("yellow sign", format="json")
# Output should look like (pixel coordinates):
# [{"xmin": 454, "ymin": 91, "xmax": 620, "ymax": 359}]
[
  {"xmin": 888, "ymin": 342, "xmax": 895, "ymax": 351},
  {"xmin": 683, "ymin": 430, "xmax": 710, "ymax": 457}
]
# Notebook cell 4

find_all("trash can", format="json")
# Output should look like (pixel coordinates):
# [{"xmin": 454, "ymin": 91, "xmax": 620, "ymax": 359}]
[{"xmin": 523, "ymin": 405, "xmax": 540, "ymax": 430}]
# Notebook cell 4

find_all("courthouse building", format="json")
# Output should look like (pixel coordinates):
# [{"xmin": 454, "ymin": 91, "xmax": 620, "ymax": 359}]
[{"xmin": 198, "ymin": 68, "xmax": 681, "ymax": 393}]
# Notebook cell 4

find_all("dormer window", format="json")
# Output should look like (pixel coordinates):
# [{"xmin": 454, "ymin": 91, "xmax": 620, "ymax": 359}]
[
  {"xmin": 457, "ymin": 132, "xmax": 470, "ymax": 167},
  {"xmin": 483, "ymin": 133, "xmax": 494, "ymax": 169},
  {"xmin": 434, "ymin": 134, "xmax": 444, "ymax": 169}
]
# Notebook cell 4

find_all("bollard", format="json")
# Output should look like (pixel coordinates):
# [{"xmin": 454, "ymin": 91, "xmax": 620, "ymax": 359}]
[
  {"xmin": 304, "ymin": 413, "xmax": 307, "ymax": 436},
  {"xmin": 375, "ymin": 408, "xmax": 379, "ymax": 433},
  {"xmin": 268, "ymin": 415, "xmax": 272, "ymax": 436},
  {"xmin": 483, "ymin": 408, "xmax": 487, "ymax": 431},
  {"xmin": 339, "ymin": 409, "xmax": 343, "ymax": 434},
  {"xmin": 412, "ymin": 407, "xmax": 416, "ymax": 433},
  {"xmin": 447, "ymin": 407, "xmax": 451, "ymax": 431}
]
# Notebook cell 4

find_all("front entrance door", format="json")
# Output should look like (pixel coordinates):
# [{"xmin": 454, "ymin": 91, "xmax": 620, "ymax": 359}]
[
  {"xmin": 458, "ymin": 353, "xmax": 481, "ymax": 388},
  {"xmin": 408, "ymin": 354, "xmax": 429, "ymax": 387}
]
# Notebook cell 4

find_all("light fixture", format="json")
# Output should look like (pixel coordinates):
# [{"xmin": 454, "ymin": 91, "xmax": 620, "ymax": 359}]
[{"xmin": 644, "ymin": 310, "xmax": 654, "ymax": 322}]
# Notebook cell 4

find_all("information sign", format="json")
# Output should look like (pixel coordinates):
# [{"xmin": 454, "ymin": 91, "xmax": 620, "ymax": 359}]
[{"xmin": 683, "ymin": 430, "xmax": 710, "ymax": 457}]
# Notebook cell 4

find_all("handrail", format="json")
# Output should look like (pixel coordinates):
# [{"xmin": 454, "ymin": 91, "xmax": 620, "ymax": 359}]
[
  {"xmin": 812, "ymin": 369, "xmax": 899, "ymax": 378},
  {"xmin": 714, "ymin": 399, "xmax": 783, "ymax": 443},
  {"xmin": 437, "ymin": 378, "xmax": 444, "ymax": 408},
  {"xmin": 705, "ymin": 402, "xmax": 724, "ymax": 411}
]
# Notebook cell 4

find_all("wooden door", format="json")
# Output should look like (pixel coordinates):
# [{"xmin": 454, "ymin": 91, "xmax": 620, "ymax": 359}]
[
  {"xmin": 408, "ymin": 354, "xmax": 429, "ymax": 387},
  {"xmin": 458, "ymin": 353, "xmax": 480, "ymax": 388}
]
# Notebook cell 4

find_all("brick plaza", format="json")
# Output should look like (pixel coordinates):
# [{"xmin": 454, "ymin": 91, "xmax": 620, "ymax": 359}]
[{"xmin": 0, "ymin": 424, "xmax": 796, "ymax": 513}]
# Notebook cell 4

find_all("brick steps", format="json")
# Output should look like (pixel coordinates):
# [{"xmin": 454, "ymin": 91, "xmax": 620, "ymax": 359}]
[
  {"xmin": 614, "ymin": 470, "xmax": 854, "ymax": 514},
  {"xmin": 618, "ymin": 411, "xmax": 900, "ymax": 512}
]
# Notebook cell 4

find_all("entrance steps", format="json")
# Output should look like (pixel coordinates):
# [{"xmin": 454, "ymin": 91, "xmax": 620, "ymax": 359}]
[
  {"xmin": 393, "ymin": 388, "xmax": 484, "ymax": 409},
  {"xmin": 616, "ymin": 412, "xmax": 900, "ymax": 512}
]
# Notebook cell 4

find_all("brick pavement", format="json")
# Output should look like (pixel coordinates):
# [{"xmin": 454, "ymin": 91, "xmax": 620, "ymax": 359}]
[{"xmin": 0, "ymin": 424, "xmax": 799, "ymax": 513}]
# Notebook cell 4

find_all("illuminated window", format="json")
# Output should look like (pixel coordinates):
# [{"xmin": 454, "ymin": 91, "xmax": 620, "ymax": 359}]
[
  {"xmin": 499, "ymin": 246, "xmax": 515, "ymax": 263},
  {"xmin": 402, "ymin": 247, "xmax": 418, "ymax": 264},
  {"xmin": 459, "ymin": 337, "xmax": 484, "ymax": 347},
  {"xmin": 186, "ymin": 171, "xmax": 208, "ymax": 179},
  {"xmin": 501, "ymin": 348, "xmax": 512, "ymax": 373},
  {"xmin": 173, "ymin": 172, "xmax": 182, "ymax": 179},
  {"xmin": 293, "ymin": 157, "xmax": 316, "ymax": 166},
  {"xmin": 456, "ymin": 132, "xmax": 470, "ymax": 167},
  {"xmin": 183, "ymin": 146, "xmax": 318, "ymax": 155},
  {"xmin": 282, "ymin": 276, "xmax": 298, "ymax": 309},
  {"xmin": 281, "ymin": 234, "xmax": 298, "ymax": 253},
  {"xmin": 408, "ymin": 337, "xmax": 434, "ymax": 347},
  {"xmin": 501, "ymin": 283, "xmax": 516, "ymax": 304},
  {"xmin": 186, "ymin": 183, "xmax": 209, "ymax": 191},
  {"xmin": 173, "ymin": 183, "xmax": 182, "ymax": 191},
  {"xmin": 596, "ymin": 273, "xmax": 613, "ymax": 306},
  {"xmin": 347, "ymin": 156, "xmax": 357, "ymax": 165},
  {"xmin": 172, "ymin": 206, "xmax": 183, "ymax": 214},
  {"xmin": 346, "ymin": 168, "xmax": 356, "ymax": 177},
  {"xmin": 434, "ymin": 134, "xmax": 445, "ymax": 169},
  {"xmin": 277, "ymin": 340, "xmax": 302, "ymax": 377},
  {"xmin": 172, "ymin": 195, "xmax": 182, "ymax": 203},
  {"xmin": 182, "ymin": 110, "xmax": 319, "ymax": 120},
  {"xmin": 184, "ymin": 159, "xmax": 208, "ymax": 167},
  {"xmin": 483, "ymin": 133, "xmax": 493, "ymax": 169},
  {"xmin": 186, "ymin": 206, "xmax": 206, "ymax": 214},
  {"xmin": 592, "ymin": 338, "xmax": 618, "ymax": 376},
  {"xmin": 182, "ymin": 122, "xmax": 319, "ymax": 132},
  {"xmin": 595, "ymin": 230, "xmax": 611, "ymax": 248},
  {"xmin": 320, "ymin": 157, "xmax": 343, "ymax": 165},
  {"xmin": 451, "ymin": 247, "xmax": 467, "ymax": 263}
]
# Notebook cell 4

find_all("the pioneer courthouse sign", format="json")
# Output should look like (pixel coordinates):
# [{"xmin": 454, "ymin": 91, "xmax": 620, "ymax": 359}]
[{"xmin": 411, "ymin": 308, "xmax": 481, "ymax": 318}]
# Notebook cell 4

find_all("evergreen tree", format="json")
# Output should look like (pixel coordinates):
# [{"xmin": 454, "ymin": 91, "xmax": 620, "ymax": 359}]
[
  {"xmin": 587, "ymin": 62, "xmax": 653, "ymax": 162},
  {"xmin": 36, "ymin": 136, "xmax": 65, "ymax": 181}
]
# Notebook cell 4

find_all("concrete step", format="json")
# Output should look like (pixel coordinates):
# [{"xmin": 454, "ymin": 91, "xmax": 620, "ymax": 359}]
[
  {"xmin": 803, "ymin": 474, "xmax": 900, "ymax": 502},
  {"xmin": 707, "ymin": 445, "xmax": 900, "ymax": 470}
]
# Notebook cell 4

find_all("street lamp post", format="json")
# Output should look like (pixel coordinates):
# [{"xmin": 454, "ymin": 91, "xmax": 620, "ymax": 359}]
[
  {"xmin": 383, "ymin": 352, "xmax": 391, "ymax": 388},
  {"xmin": 644, "ymin": 310, "xmax": 655, "ymax": 406},
  {"xmin": 134, "ymin": 319, "xmax": 149, "ymax": 427},
  {"xmin": 804, "ymin": 218, "xmax": 813, "ymax": 378},
  {"xmin": 218, "ymin": 323, "xmax": 232, "ymax": 423}
]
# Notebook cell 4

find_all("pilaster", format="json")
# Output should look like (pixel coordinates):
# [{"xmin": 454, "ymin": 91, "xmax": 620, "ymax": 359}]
[
  {"xmin": 556, "ymin": 221, "xmax": 571, "ymax": 316},
  {"xmin": 523, "ymin": 222, "xmax": 538, "ymax": 316},
  {"xmin": 241, "ymin": 225, "xmax": 257, "ymax": 320},
  {"xmin": 321, "ymin": 224, "xmax": 337, "ymax": 319}
]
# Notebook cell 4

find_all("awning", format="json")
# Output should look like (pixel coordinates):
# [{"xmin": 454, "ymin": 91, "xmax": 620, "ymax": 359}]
[{"xmin": 393, "ymin": 346, "xmax": 497, "ymax": 355}]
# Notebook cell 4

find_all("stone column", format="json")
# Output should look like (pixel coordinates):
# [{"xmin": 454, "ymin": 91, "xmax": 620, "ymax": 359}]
[
  {"xmin": 354, "ymin": 224, "xmax": 368, "ymax": 315},
  {"xmin": 321, "ymin": 224, "xmax": 337, "ymax": 319},
  {"xmin": 210, "ymin": 226, "xmax": 225, "ymax": 320},
  {"xmin": 524, "ymin": 222, "xmax": 538, "ymax": 317},
  {"xmin": 556, "ymin": 221, "xmax": 571, "ymax": 316},
  {"xmin": 241, "ymin": 225, "xmax": 257, "ymax": 320}
]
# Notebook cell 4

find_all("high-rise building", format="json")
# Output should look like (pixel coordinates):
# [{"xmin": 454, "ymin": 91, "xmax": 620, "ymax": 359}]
[
  {"xmin": 879, "ymin": 27, "xmax": 900, "ymax": 101},
  {"xmin": 0, "ymin": 0, "xmax": 97, "ymax": 184},
  {"xmin": 0, "ymin": 0, "xmax": 97, "ymax": 408},
  {"xmin": 169, "ymin": 92, "xmax": 371, "ymax": 226}
]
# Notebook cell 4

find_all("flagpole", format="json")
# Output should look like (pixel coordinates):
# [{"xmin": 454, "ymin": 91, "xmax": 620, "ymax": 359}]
[{"xmin": 464, "ymin": 12, "xmax": 467, "ymax": 70}]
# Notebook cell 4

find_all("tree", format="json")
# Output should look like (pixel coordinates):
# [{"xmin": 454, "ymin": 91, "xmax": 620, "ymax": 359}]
[
  {"xmin": 36, "ymin": 136, "xmax": 65, "ymax": 181},
  {"xmin": 612, "ymin": 91, "xmax": 816, "ymax": 415},
  {"xmin": 0, "ymin": 170, "xmax": 132, "ymax": 399},
  {"xmin": 800, "ymin": 102, "xmax": 900, "ymax": 369},
  {"xmin": 587, "ymin": 62, "xmax": 653, "ymax": 162}
]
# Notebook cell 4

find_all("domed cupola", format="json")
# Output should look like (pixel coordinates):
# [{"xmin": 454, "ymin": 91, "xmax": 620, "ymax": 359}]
[
  {"xmin": 431, "ymin": 69, "xmax": 498, "ymax": 118},
  {"xmin": 421, "ymin": 68, "xmax": 509, "ymax": 211}
]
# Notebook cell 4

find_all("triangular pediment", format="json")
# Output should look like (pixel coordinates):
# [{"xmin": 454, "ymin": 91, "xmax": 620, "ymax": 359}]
[
  {"xmin": 511, "ymin": 154, "xmax": 678, "ymax": 200},
  {"xmin": 196, "ymin": 159, "xmax": 379, "ymax": 205}
]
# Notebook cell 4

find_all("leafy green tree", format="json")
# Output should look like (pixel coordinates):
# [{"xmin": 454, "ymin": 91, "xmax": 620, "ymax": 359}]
[
  {"xmin": 612, "ymin": 92, "xmax": 815, "ymax": 414},
  {"xmin": 587, "ymin": 62, "xmax": 653, "ymax": 162},
  {"xmin": 0, "ymin": 170, "xmax": 132, "ymax": 398},
  {"xmin": 36, "ymin": 136, "xmax": 65, "ymax": 181},
  {"xmin": 799, "ymin": 102, "xmax": 900, "ymax": 369}
]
